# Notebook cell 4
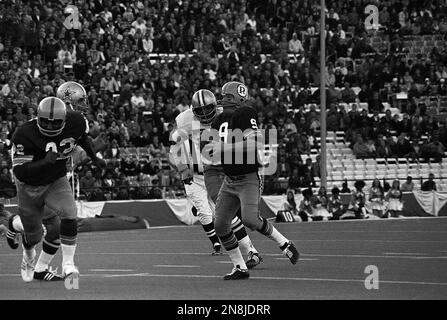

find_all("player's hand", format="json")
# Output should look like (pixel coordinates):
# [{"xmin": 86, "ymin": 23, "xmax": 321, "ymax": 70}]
[
  {"xmin": 180, "ymin": 167, "xmax": 193, "ymax": 183},
  {"xmin": 44, "ymin": 150, "xmax": 59, "ymax": 165}
]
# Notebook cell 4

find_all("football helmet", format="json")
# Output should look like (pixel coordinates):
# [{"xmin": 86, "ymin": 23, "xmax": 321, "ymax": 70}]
[
  {"xmin": 218, "ymin": 81, "xmax": 249, "ymax": 108},
  {"xmin": 191, "ymin": 89, "xmax": 217, "ymax": 125},
  {"xmin": 37, "ymin": 97, "xmax": 67, "ymax": 137},
  {"xmin": 56, "ymin": 81, "xmax": 88, "ymax": 114}
]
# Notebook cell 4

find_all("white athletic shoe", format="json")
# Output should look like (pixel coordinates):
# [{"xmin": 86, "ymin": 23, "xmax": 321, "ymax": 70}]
[{"xmin": 21, "ymin": 255, "xmax": 36, "ymax": 282}]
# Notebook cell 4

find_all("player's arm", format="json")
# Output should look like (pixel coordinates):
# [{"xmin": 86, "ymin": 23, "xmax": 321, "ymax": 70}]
[
  {"xmin": 11, "ymin": 134, "xmax": 57, "ymax": 181},
  {"xmin": 78, "ymin": 132, "xmax": 105, "ymax": 168},
  {"xmin": 73, "ymin": 112, "xmax": 105, "ymax": 168},
  {"xmin": 168, "ymin": 122, "xmax": 193, "ymax": 181}
]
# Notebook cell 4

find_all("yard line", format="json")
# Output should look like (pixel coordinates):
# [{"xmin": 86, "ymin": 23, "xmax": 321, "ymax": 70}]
[
  {"xmin": 384, "ymin": 253, "xmax": 427, "ymax": 255},
  {"xmin": 2, "ymin": 251, "xmax": 447, "ymax": 260},
  {"xmin": 82, "ymin": 239, "xmax": 447, "ymax": 244},
  {"xmin": 153, "ymin": 265, "xmax": 200, "ymax": 268},
  {"xmin": 5, "ymin": 251, "xmax": 442, "ymax": 260},
  {"xmin": 275, "ymin": 258, "xmax": 318, "ymax": 261},
  {"xmin": 88, "ymin": 269, "xmax": 134, "ymax": 272},
  {"xmin": 2, "ymin": 272, "xmax": 444, "ymax": 287}
]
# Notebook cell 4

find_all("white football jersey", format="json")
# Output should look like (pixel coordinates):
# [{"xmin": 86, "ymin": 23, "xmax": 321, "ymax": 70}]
[{"xmin": 169, "ymin": 107, "xmax": 222, "ymax": 173}]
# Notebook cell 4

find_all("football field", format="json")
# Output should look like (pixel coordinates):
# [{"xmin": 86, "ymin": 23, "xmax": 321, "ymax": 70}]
[{"xmin": 1, "ymin": 217, "xmax": 447, "ymax": 300}]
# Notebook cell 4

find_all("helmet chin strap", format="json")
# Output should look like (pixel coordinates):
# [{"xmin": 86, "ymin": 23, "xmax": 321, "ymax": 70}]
[{"xmin": 37, "ymin": 122, "xmax": 65, "ymax": 137}]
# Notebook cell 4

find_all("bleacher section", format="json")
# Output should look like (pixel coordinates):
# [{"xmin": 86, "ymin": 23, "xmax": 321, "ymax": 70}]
[{"xmin": 324, "ymin": 131, "xmax": 447, "ymax": 191}]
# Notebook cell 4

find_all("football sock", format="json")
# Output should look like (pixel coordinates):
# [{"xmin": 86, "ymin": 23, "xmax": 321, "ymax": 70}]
[
  {"xmin": 61, "ymin": 244, "xmax": 77, "ymax": 267},
  {"xmin": 227, "ymin": 247, "xmax": 247, "ymax": 270},
  {"xmin": 12, "ymin": 215, "xmax": 24, "ymax": 233},
  {"xmin": 22, "ymin": 245, "xmax": 36, "ymax": 262},
  {"xmin": 231, "ymin": 217, "xmax": 258, "ymax": 256},
  {"xmin": 35, "ymin": 239, "xmax": 60, "ymax": 272},
  {"xmin": 202, "ymin": 221, "xmax": 220, "ymax": 246},
  {"xmin": 219, "ymin": 231, "xmax": 238, "ymax": 251},
  {"xmin": 238, "ymin": 236, "xmax": 258, "ymax": 256},
  {"xmin": 60, "ymin": 219, "xmax": 77, "ymax": 267},
  {"xmin": 258, "ymin": 217, "xmax": 288, "ymax": 248}
]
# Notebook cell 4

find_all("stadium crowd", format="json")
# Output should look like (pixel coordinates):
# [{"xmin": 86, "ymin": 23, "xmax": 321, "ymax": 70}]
[{"xmin": 1, "ymin": 0, "xmax": 447, "ymax": 201}]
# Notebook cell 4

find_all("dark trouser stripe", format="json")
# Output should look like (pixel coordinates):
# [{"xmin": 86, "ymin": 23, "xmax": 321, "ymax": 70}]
[
  {"xmin": 60, "ymin": 235, "xmax": 77, "ymax": 246},
  {"xmin": 219, "ymin": 232, "xmax": 238, "ymax": 251},
  {"xmin": 43, "ymin": 239, "xmax": 60, "ymax": 255},
  {"xmin": 257, "ymin": 217, "xmax": 273, "ymax": 236},
  {"xmin": 232, "ymin": 217, "xmax": 248, "ymax": 241}
]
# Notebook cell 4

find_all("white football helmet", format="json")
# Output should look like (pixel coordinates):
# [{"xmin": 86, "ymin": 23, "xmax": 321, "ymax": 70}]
[
  {"xmin": 37, "ymin": 97, "xmax": 67, "ymax": 137},
  {"xmin": 56, "ymin": 81, "xmax": 88, "ymax": 114}
]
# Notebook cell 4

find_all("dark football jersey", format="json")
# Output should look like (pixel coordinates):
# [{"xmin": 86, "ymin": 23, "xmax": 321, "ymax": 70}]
[
  {"xmin": 11, "ymin": 111, "xmax": 88, "ymax": 186},
  {"xmin": 201, "ymin": 108, "xmax": 235, "ymax": 171},
  {"xmin": 220, "ymin": 106, "xmax": 261, "ymax": 176}
]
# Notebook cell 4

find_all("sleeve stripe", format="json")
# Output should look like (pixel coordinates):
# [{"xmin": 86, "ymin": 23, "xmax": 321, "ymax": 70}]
[
  {"xmin": 244, "ymin": 130, "xmax": 261, "ymax": 139},
  {"xmin": 12, "ymin": 156, "xmax": 33, "ymax": 167}
]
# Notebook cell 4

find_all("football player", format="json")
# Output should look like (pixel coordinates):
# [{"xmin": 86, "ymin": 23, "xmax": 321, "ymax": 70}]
[
  {"xmin": 6, "ymin": 82, "xmax": 105, "ymax": 251},
  {"xmin": 169, "ymin": 89, "xmax": 261, "ymax": 261},
  {"xmin": 56, "ymin": 81, "xmax": 106, "ymax": 163},
  {"xmin": 11, "ymin": 96, "xmax": 104, "ymax": 282},
  {"xmin": 209, "ymin": 81, "xmax": 299, "ymax": 280}
]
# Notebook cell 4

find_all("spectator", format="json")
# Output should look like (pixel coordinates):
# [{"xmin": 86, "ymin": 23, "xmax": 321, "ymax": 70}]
[
  {"xmin": 311, "ymin": 187, "xmax": 331, "ymax": 221},
  {"xmin": 386, "ymin": 180, "xmax": 403, "ymax": 218},
  {"xmin": 283, "ymin": 190, "xmax": 299, "ymax": 220},
  {"xmin": 421, "ymin": 136, "xmax": 445, "ymax": 163},
  {"xmin": 353, "ymin": 136, "xmax": 372, "ymax": 159},
  {"xmin": 340, "ymin": 82, "xmax": 357, "ymax": 103},
  {"xmin": 328, "ymin": 187, "xmax": 346, "ymax": 220},
  {"xmin": 298, "ymin": 188, "xmax": 313, "ymax": 222},
  {"xmin": 288, "ymin": 32, "xmax": 304, "ymax": 54},
  {"xmin": 401, "ymin": 176, "xmax": 414, "ymax": 192},
  {"xmin": 421, "ymin": 173, "xmax": 437, "ymax": 191},
  {"xmin": 369, "ymin": 179, "xmax": 386, "ymax": 218},
  {"xmin": 351, "ymin": 180, "xmax": 367, "ymax": 219},
  {"xmin": 341, "ymin": 180, "xmax": 351, "ymax": 193}
]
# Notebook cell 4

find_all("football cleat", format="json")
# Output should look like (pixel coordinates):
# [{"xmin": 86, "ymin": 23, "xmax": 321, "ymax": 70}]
[
  {"xmin": 21, "ymin": 254, "xmax": 36, "ymax": 283},
  {"xmin": 283, "ymin": 241, "xmax": 299, "ymax": 265},
  {"xmin": 34, "ymin": 268, "xmax": 63, "ymax": 281},
  {"xmin": 212, "ymin": 243, "xmax": 223, "ymax": 256},
  {"xmin": 6, "ymin": 215, "xmax": 19, "ymax": 250},
  {"xmin": 223, "ymin": 265, "xmax": 249, "ymax": 280},
  {"xmin": 246, "ymin": 251, "xmax": 263, "ymax": 269}
]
